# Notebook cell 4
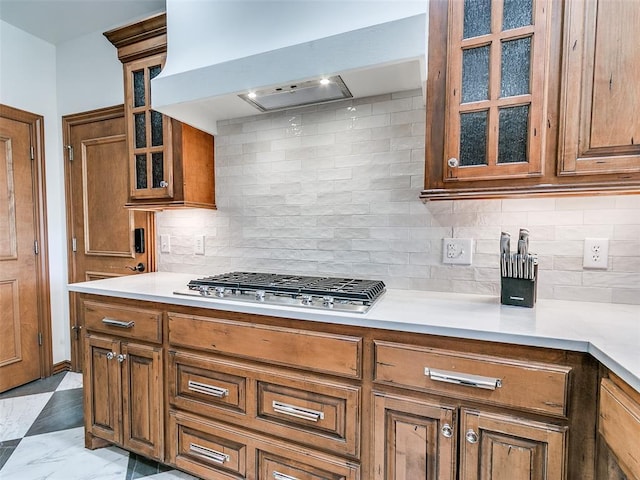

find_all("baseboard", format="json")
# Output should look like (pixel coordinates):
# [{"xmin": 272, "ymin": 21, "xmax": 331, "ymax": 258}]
[{"xmin": 52, "ymin": 360, "xmax": 72, "ymax": 375}]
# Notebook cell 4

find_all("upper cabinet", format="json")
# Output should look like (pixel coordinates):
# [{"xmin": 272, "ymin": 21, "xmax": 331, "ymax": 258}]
[
  {"xmin": 558, "ymin": 0, "xmax": 640, "ymax": 177},
  {"xmin": 422, "ymin": 0, "xmax": 640, "ymax": 201},
  {"xmin": 105, "ymin": 14, "xmax": 216, "ymax": 210}
]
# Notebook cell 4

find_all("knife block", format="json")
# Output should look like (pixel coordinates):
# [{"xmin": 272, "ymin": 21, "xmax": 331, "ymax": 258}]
[{"xmin": 500, "ymin": 265, "xmax": 538, "ymax": 308}]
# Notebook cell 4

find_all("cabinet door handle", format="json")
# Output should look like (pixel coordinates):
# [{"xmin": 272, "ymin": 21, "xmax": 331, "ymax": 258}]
[
  {"xmin": 465, "ymin": 429, "xmax": 479, "ymax": 444},
  {"xmin": 424, "ymin": 367, "xmax": 502, "ymax": 390},
  {"xmin": 187, "ymin": 380, "xmax": 229, "ymax": 398},
  {"xmin": 117, "ymin": 354, "xmax": 127, "ymax": 363},
  {"xmin": 441, "ymin": 423, "xmax": 453, "ymax": 438},
  {"xmin": 273, "ymin": 472, "xmax": 299, "ymax": 480},
  {"xmin": 159, "ymin": 180, "xmax": 169, "ymax": 188},
  {"xmin": 272, "ymin": 401, "xmax": 325, "ymax": 422},
  {"xmin": 102, "ymin": 318, "xmax": 135, "ymax": 329},
  {"xmin": 189, "ymin": 443, "xmax": 229, "ymax": 464},
  {"xmin": 106, "ymin": 351, "xmax": 116, "ymax": 360}
]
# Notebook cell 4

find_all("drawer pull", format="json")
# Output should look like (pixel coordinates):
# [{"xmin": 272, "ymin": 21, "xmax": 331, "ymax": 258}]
[
  {"xmin": 272, "ymin": 401, "xmax": 325, "ymax": 422},
  {"xmin": 425, "ymin": 367, "xmax": 502, "ymax": 390},
  {"xmin": 273, "ymin": 472, "xmax": 299, "ymax": 480},
  {"xmin": 189, "ymin": 443, "xmax": 229, "ymax": 464},
  {"xmin": 102, "ymin": 318, "xmax": 135, "ymax": 329},
  {"xmin": 187, "ymin": 380, "xmax": 229, "ymax": 398}
]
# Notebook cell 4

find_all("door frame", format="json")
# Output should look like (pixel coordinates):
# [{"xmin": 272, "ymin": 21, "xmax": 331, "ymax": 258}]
[{"xmin": 0, "ymin": 104, "xmax": 53, "ymax": 379}]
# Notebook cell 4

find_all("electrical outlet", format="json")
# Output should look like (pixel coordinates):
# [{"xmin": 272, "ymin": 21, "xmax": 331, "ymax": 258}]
[
  {"xmin": 160, "ymin": 234, "xmax": 171, "ymax": 253},
  {"xmin": 194, "ymin": 235, "xmax": 205, "ymax": 255},
  {"xmin": 442, "ymin": 238, "xmax": 473, "ymax": 265},
  {"xmin": 583, "ymin": 238, "xmax": 608, "ymax": 269}
]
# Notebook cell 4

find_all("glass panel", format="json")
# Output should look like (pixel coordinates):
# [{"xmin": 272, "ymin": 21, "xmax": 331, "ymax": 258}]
[
  {"xmin": 462, "ymin": 46, "xmax": 490, "ymax": 103},
  {"xmin": 149, "ymin": 65, "xmax": 162, "ymax": 80},
  {"xmin": 133, "ymin": 70, "xmax": 145, "ymax": 107},
  {"xmin": 151, "ymin": 110, "xmax": 163, "ymax": 147},
  {"xmin": 152, "ymin": 153, "xmax": 164, "ymax": 188},
  {"xmin": 134, "ymin": 113, "xmax": 146, "ymax": 148},
  {"xmin": 498, "ymin": 105, "xmax": 529, "ymax": 164},
  {"xmin": 460, "ymin": 110, "xmax": 488, "ymax": 166},
  {"xmin": 135, "ymin": 154, "xmax": 147, "ymax": 189},
  {"xmin": 501, "ymin": 37, "xmax": 531, "ymax": 97},
  {"xmin": 463, "ymin": 0, "xmax": 491, "ymax": 39},
  {"xmin": 503, "ymin": 0, "xmax": 533, "ymax": 30}
]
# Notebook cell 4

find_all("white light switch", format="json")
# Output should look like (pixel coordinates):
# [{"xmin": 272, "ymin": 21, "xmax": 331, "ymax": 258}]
[
  {"xmin": 194, "ymin": 235, "xmax": 205, "ymax": 255},
  {"xmin": 160, "ymin": 234, "xmax": 171, "ymax": 253}
]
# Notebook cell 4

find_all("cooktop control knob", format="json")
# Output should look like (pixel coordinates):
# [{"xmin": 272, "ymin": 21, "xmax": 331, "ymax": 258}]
[
  {"xmin": 301, "ymin": 295, "xmax": 313, "ymax": 306},
  {"xmin": 323, "ymin": 296, "xmax": 334, "ymax": 308},
  {"xmin": 255, "ymin": 290, "xmax": 266, "ymax": 302},
  {"xmin": 214, "ymin": 286, "xmax": 226, "ymax": 298},
  {"xmin": 198, "ymin": 286, "xmax": 210, "ymax": 296}
]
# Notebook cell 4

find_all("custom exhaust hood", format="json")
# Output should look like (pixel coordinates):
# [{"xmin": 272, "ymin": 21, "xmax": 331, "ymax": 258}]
[{"xmin": 151, "ymin": 2, "xmax": 427, "ymax": 134}]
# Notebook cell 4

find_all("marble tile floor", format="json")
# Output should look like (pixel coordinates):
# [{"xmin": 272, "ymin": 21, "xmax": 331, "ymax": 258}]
[{"xmin": 0, "ymin": 372, "xmax": 199, "ymax": 480}]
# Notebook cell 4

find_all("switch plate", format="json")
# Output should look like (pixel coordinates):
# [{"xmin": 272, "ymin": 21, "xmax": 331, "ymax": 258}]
[
  {"xmin": 583, "ymin": 238, "xmax": 608, "ymax": 269},
  {"xmin": 194, "ymin": 235, "xmax": 205, "ymax": 255},
  {"xmin": 442, "ymin": 238, "xmax": 473, "ymax": 265},
  {"xmin": 160, "ymin": 234, "xmax": 171, "ymax": 253}
]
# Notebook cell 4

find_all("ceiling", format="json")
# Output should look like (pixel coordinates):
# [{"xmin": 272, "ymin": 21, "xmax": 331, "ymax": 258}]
[{"xmin": 0, "ymin": 0, "xmax": 165, "ymax": 45}]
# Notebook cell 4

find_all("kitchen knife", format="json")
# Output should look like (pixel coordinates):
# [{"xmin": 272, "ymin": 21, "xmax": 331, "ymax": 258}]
[{"xmin": 500, "ymin": 232, "xmax": 510, "ymax": 277}]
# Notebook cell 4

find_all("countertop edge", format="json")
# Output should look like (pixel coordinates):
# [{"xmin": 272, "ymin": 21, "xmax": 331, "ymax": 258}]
[{"xmin": 68, "ymin": 276, "xmax": 640, "ymax": 393}]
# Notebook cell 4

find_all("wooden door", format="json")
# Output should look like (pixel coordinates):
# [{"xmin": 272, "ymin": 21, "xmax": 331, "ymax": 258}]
[
  {"xmin": 0, "ymin": 107, "xmax": 51, "ymax": 392},
  {"xmin": 63, "ymin": 106, "xmax": 155, "ymax": 371},
  {"xmin": 373, "ymin": 392, "xmax": 456, "ymax": 480},
  {"xmin": 121, "ymin": 341, "xmax": 163, "ymax": 460},
  {"xmin": 459, "ymin": 409, "xmax": 566, "ymax": 480},
  {"xmin": 83, "ymin": 335, "xmax": 121, "ymax": 446}
]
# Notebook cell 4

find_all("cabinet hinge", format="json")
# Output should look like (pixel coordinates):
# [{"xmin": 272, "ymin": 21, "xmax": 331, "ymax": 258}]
[
  {"xmin": 34, "ymin": 240, "xmax": 39, "ymax": 255},
  {"xmin": 72, "ymin": 237, "xmax": 77, "ymax": 252},
  {"xmin": 30, "ymin": 146, "xmax": 35, "ymax": 160},
  {"xmin": 38, "ymin": 332, "xmax": 43, "ymax": 346},
  {"xmin": 66, "ymin": 145, "xmax": 74, "ymax": 161}
]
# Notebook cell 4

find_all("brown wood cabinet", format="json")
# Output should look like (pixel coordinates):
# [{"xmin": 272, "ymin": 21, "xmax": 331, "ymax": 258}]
[
  {"xmin": 82, "ymin": 300, "xmax": 164, "ymax": 460},
  {"xmin": 104, "ymin": 13, "xmax": 215, "ymax": 210},
  {"xmin": 422, "ymin": 0, "xmax": 640, "ymax": 201},
  {"xmin": 372, "ymin": 341, "xmax": 568, "ymax": 480},
  {"xmin": 79, "ymin": 293, "xmax": 601, "ymax": 479},
  {"xmin": 597, "ymin": 374, "xmax": 640, "ymax": 480}
]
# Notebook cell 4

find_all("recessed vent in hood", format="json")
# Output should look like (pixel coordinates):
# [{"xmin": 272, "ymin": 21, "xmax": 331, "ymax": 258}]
[
  {"xmin": 151, "ymin": 6, "xmax": 427, "ymax": 135},
  {"xmin": 238, "ymin": 76, "xmax": 352, "ymax": 112}
]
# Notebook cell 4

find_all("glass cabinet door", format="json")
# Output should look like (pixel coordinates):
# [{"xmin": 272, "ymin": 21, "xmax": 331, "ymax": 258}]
[
  {"xmin": 444, "ymin": 0, "xmax": 549, "ymax": 182},
  {"xmin": 125, "ymin": 53, "xmax": 173, "ymax": 199}
]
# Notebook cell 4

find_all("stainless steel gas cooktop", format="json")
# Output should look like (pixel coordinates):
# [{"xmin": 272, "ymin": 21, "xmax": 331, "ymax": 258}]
[{"xmin": 174, "ymin": 271, "xmax": 386, "ymax": 313}]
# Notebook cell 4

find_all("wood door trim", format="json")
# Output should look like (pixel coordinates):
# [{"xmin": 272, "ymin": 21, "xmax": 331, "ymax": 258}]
[{"xmin": 0, "ymin": 104, "xmax": 53, "ymax": 378}]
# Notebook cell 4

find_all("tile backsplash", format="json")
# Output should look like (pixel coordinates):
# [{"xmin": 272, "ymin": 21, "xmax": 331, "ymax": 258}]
[{"xmin": 157, "ymin": 90, "xmax": 640, "ymax": 305}]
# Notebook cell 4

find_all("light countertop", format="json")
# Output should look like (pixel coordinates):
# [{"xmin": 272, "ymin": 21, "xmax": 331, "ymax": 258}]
[{"xmin": 68, "ymin": 272, "xmax": 640, "ymax": 392}]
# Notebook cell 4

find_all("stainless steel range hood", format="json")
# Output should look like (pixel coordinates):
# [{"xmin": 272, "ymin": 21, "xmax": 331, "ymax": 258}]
[{"xmin": 151, "ymin": 9, "xmax": 427, "ymax": 135}]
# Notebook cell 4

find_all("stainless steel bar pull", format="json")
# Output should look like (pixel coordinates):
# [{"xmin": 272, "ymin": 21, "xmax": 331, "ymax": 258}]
[
  {"xmin": 102, "ymin": 318, "xmax": 135, "ymax": 329},
  {"xmin": 189, "ymin": 443, "xmax": 229, "ymax": 464},
  {"xmin": 272, "ymin": 401, "xmax": 325, "ymax": 422},
  {"xmin": 273, "ymin": 472, "xmax": 300, "ymax": 480},
  {"xmin": 424, "ymin": 367, "xmax": 502, "ymax": 390},
  {"xmin": 187, "ymin": 380, "xmax": 229, "ymax": 398}
]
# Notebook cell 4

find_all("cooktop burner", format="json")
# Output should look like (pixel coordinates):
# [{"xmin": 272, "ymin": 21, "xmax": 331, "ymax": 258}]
[{"xmin": 174, "ymin": 272, "xmax": 386, "ymax": 313}]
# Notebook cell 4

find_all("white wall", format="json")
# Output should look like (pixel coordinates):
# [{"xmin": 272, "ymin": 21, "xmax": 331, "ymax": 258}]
[
  {"xmin": 156, "ymin": 90, "xmax": 640, "ymax": 305},
  {"xmin": 1, "ymin": 20, "xmax": 68, "ymax": 363},
  {"xmin": 0, "ymin": 19, "xmax": 125, "ymax": 363}
]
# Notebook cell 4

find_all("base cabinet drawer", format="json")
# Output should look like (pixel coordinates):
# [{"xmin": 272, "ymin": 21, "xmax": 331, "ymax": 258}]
[
  {"xmin": 374, "ymin": 341, "xmax": 571, "ymax": 417},
  {"xmin": 169, "ymin": 351, "xmax": 360, "ymax": 458},
  {"xmin": 83, "ymin": 300, "xmax": 162, "ymax": 343},
  {"xmin": 168, "ymin": 410, "xmax": 360, "ymax": 480}
]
